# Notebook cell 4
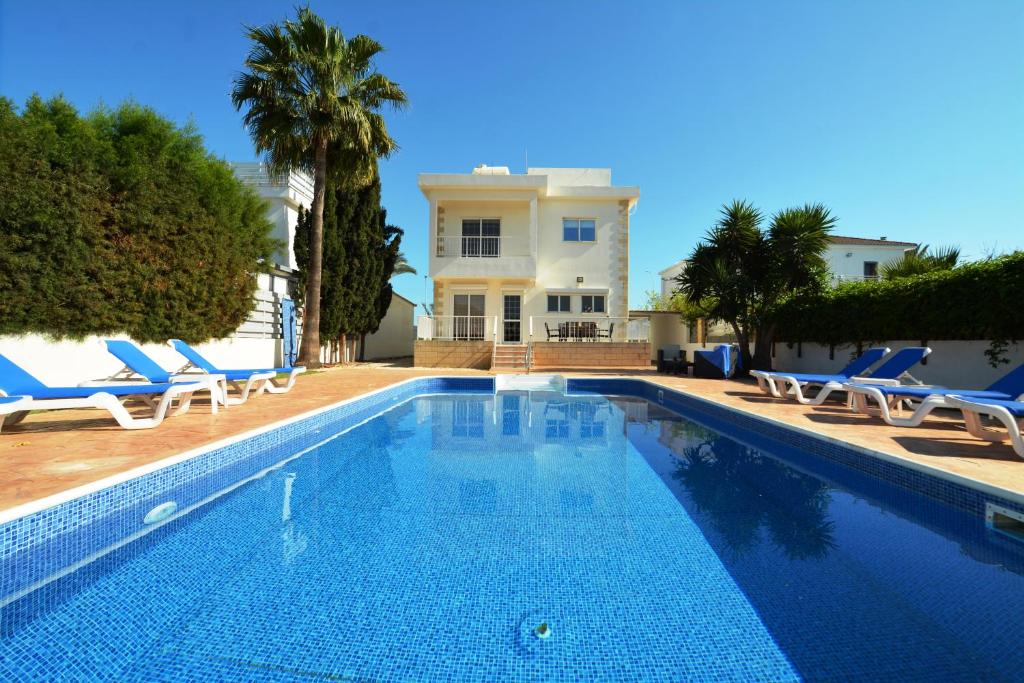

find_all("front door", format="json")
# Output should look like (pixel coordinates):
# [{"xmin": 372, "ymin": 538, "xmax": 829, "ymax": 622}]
[{"xmin": 502, "ymin": 294, "xmax": 521, "ymax": 344}]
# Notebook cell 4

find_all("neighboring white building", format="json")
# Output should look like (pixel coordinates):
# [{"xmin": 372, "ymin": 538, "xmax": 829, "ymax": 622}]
[
  {"xmin": 361, "ymin": 291, "xmax": 416, "ymax": 360},
  {"xmin": 416, "ymin": 165, "xmax": 649, "ymax": 369},
  {"xmin": 658, "ymin": 259, "xmax": 688, "ymax": 298},
  {"xmin": 656, "ymin": 235, "xmax": 918, "ymax": 298},
  {"xmin": 825, "ymin": 235, "xmax": 917, "ymax": 283}
]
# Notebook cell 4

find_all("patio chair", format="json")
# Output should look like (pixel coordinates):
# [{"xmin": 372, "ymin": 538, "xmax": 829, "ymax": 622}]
[
  {"xmin": 95, "ymin": 340, "xmax": 229, "ymax": 412},
  {"xmin": 597, "ymin": 322, "xmax": 614, "ymax": 341},
  {"xmin": 751, "ymin": 346, "xmax": 890, "ymax": 397},
  {"xmin": 670, "ymin": 349, "xmax": 691, "ymax": 376},
  {"xmin": 0, "ymin": 353, "xmax": 199, "ymax": 431},
  {"xmin": 845, "ymin": 362, "xmax": 1024, "ymax": 427},
  {"xmin": 693, "ymin": 344, "xmax": 737, "ymax": 379},
  {"xmin": 945, "ymin": 396, "xmax": 1024, "ymax": 459},
  {"xmin": 771, "ymin": 346, "xmax": 931, "ymax": 406},
  {"xmin": 168, "ymin": 339, "xmax": 304, "ymax": 402},
  {"xmin": 544, "ymin": 323, "xmax": 561, "ymax": 341},
  {"xmin": 657, "ymin": 346, "xmax": 681, "ymax": 373}
]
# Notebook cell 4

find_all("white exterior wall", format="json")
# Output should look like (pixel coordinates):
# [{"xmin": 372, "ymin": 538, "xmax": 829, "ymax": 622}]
[
  {"xmin": 0, "ymin": 334, "xmax": 280, "ymax": 387},
  {"xmin": 362, "ymin": 294, "xmax": 415, "ymax": 360},
  {"xmin": 533, "ymin": 198, "xmax": 623, "ymax": 319},
  {"xmin": 824, "ymin": 243, "xmax": 913, "ymax": 281}
]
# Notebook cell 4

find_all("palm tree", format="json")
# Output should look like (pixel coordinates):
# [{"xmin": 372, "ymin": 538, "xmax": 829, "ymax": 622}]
[
  {"xmin": 677, "ymin": 200, "xmax": 835, "ymax": 372},
  {"xmin": 881, "ymin": 244, "xmax": 959, "ymax": 279},
  {"xmin": 232, "ymin": 7, "xmax": 407, "ymax": 366},
  {"xmin": 392, "ymin": 250, "xmax": 416, "ymax": 277}
]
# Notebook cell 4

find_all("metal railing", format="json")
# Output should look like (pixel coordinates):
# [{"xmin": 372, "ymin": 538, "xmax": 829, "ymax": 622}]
[
  {"xmin": 231, "ymin": 162, "xmax": 315, "ymax": 198},
  {"xmin": 417, "ymin": 315, "xmax": 497, "ymax": 341},
  {"xmin": 528, "ymin": 316, "xmax": 649, "ymax": 343},
  {"xmin": 417, "ymin": 315, "xmax": 650, "ymax": 343},
  {"xmin": 435, "ymin": 235, "xmax": 531, "ymax": 258},
  {"xmin": 831, "ymin": 274, "xmax": 881, "ymax": 284}
]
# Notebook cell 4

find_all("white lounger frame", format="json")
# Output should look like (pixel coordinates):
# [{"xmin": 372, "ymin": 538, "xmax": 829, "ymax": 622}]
[
  {"xmin": 845, "ymin": 384, "xmax": 954, "ymax": 426},
  {"xmin": 86, "ymin": 367, "xmax": 227, "ymax": 413},
  {"xmin": 260, "ymin": 367, "xmax": 306, "ymax": 394},
  {"xmin": 766, "ymin": 374, "xmax": 906, "ymax": 406},
  {"xmin": 946, "ymin": 396, "xmax": 1024, "ymax": 459},
  {"xmin": 0, "ymin": 383, "xmax": 198, "ymax": 432},
  {"xmin": 171, "ymin": 362, "xmax": 274, "ymax": 406}
]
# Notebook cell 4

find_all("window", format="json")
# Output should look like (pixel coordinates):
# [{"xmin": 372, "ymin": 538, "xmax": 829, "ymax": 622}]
[
  {"xmin": 452, "ymin": 293, "xmax": 486, "ymax": 339},
  {"xmin": 581, "ymin": 295, "xmax": 605, "ymax": 313},
  {"xmin": 863, "ymin": 261, "xmax": 879, "ymax": 279},
  {"xmin": 547, "ymin": 295, "xmax": 571, "ymax": 313},
  {"xmin": 461, "ymin": 219, "xmax": 501, "ymax": 257},
  {"xmin": 563, "ymin": 218, "xmax": 596, "ymax": 242}
]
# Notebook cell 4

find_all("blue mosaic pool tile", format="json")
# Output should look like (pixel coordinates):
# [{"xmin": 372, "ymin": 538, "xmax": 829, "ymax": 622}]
[
  {"xmin": 567, "ymin": 378, "xmax": 1024, "ymax": 521},
  {"xmin": 0, "ymin": 377, "xmax": 494, "ymax": 598}
]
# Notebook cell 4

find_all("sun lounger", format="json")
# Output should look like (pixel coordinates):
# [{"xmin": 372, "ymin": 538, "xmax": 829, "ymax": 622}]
[
  {"xmin": 945, "ymin": 396, "xmax": 1024, "ymax": 458},
  {"xmin": 751, "ymin": 346, "xmax": 889, "ymax": 397},
  {"xmin": 168, "ymin": 339, "xmax": 305, "ymax": 399},
  {"xmin": 769, "ymin": 346, "xmax": 930, "ymax": 405},
  {"xmin": 0, "ymin": 353, "xmax": 199, "ymax": 431},
  {"xmin": 845, "ymin": 362, "xmax": 1024, "ymax": 427},
  {"xmin": 93, "ymin": 340, "xmax": 228, "ymax": 412}
]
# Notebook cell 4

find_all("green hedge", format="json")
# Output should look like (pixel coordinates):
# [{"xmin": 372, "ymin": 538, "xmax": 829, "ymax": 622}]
[
  {"xmin": 774, "ymin": 252, "xmax": 1024, "ymax": 345},
  {"xmin": 0, "ymin": 96, "xmax": 276, "ymax": 343}
]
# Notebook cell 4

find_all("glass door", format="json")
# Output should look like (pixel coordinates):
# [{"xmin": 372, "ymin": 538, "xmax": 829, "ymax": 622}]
[
  {"xmin": 502, "ymin": 294, "xmax": 521, "ymax": 344},
  {"xmin": 453, "ymin": 294, "xmax": 485, "ymax": 340}
]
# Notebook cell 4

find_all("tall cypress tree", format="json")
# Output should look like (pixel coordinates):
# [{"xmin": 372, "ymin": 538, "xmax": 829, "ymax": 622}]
[{"xmin": 293, "ymin": 172, "xmax": 404, "ymax": 362}]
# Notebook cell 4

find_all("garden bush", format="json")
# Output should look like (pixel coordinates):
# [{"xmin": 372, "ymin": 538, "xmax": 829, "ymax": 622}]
[
  {"xmin": 774, "ymin": 252, "xmax": 1024, "ymax": 347},
  {"xmin": 0, "ymin": 95, "xmax": 276, "ymax": 343}
]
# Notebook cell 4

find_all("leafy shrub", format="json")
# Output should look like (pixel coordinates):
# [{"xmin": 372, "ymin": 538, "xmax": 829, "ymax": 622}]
[
  {"xmin": 0, "ymin": 96, "xmax": 276, "ymax": 342},
  {"xmin": 774, "ymin": 252, "xmax": 1024, "ymax": 346}
]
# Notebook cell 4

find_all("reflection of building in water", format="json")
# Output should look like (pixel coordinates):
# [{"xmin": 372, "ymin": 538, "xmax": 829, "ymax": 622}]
[{"xmin": 415, "ymin": 394, "xmax": 637, "ymax": 524}]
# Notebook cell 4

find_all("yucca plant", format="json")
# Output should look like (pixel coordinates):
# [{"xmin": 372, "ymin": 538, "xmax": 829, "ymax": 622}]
[
  {"xmin": 676, "ymin": 200, "xmax": 835, "ymax": 372},
  {"xmin": 881, "ymin": 244, "xmax": 960, "ymax": 279},
  {"xmin": 232, "ymin": 7, "xmax": 406, "ymax": 366}
]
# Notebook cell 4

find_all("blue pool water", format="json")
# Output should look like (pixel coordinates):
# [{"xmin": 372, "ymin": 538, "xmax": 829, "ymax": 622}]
[{"xmin": 2, "ymin": 390, "xmax": 1024, "ymax": 681}]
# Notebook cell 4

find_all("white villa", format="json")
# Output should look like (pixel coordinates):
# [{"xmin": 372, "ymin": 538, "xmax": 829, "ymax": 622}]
[{"xmin": 415, "ymin": 165, "xmax": 650, "ymax": 370}]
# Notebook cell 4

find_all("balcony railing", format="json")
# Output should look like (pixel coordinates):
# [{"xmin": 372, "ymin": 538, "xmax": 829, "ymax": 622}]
[
  {"xmin": 831, "ymin": 274, "xmax": 881, "ymax": 284},
  {"xmin": 435, "ymin": 235, "xmax": 530, "ymax": 258},
  {"xmin": 417, "ymin": 315, "xmax": 650, "ymax": 343},
  {"xmin": 417, "ymin": 315, "xmax": 498, "ymax": 341}
]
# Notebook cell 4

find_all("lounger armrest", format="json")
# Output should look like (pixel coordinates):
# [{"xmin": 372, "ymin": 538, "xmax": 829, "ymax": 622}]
[{"xmin": 847, "ymin": 376, "xmax": 902, "ymax": 386}]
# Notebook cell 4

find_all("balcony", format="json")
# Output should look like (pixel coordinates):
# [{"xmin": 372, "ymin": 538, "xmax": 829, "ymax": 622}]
[{"xmin": 429, "ymin": 235, "xmax": 536, "ymax": 279}]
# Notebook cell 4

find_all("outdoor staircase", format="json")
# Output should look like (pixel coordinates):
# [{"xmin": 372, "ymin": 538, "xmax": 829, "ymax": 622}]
[{"xmin": 491, "ymin": 344, "xmax": 529, "ymax": 371}]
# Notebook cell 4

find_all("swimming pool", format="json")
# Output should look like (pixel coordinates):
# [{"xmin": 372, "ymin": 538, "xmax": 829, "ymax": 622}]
[{"xmin": 2, "ymin": 378, "xmax": 1023, "ymax": 681}]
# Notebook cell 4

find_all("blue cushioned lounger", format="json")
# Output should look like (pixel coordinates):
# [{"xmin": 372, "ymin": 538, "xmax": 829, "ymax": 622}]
[
  {"xmin": 846, "ymin": 362, "xmax": 1024, "ymax": 427},
  {"xmin": 769, "ymin": 346, "xmax": 931, "ymax": 405},
  {"xmin": 751, "ymin": 346, "xmax": 889, "ymax": 397},
  {"xmin": 168, "ymin": 339, "xmax": 305, "ymax": 398},
  {"xmin": 0, "ymin": 353, "xmax": 199, "ymax": 431},
  {"xmin": 100, "ymin": 340, "xmax": 231, "ymax": 410},
  {"xmin": 945, "ymin": 396, "xmax": 1024, "ymax": 458}
]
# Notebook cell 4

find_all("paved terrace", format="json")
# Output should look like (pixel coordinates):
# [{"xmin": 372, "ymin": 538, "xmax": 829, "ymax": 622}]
[{"xmin": 1, "ymin": 365, "xmax": 1022, "ymax": 514}]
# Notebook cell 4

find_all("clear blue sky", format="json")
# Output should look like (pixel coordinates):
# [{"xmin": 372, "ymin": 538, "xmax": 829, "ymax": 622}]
[{"xmin": 2, "ymin": 1, "xmax": 1021, "ymax": 310}]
